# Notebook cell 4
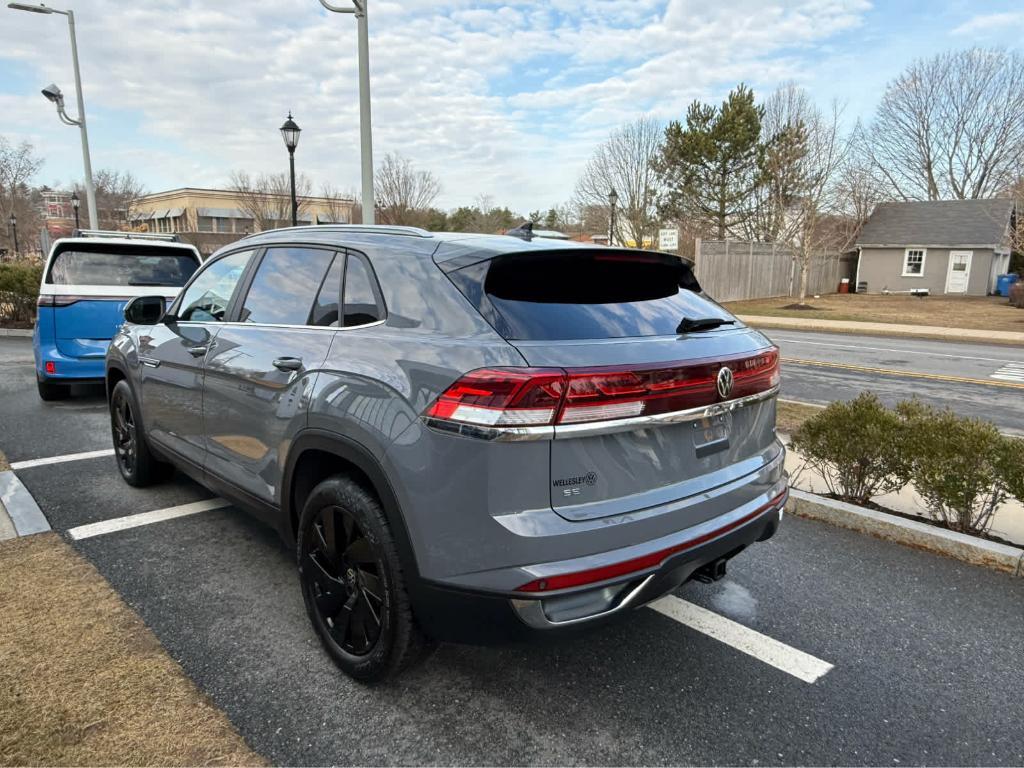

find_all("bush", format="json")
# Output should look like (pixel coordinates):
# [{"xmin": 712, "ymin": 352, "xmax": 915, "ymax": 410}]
[
  {"xmin": 0, "ymin": 261, "xmax": 43, "ymax": 326},
  {"xmin": 898, "ymin": 401, "xmax": 1024, "ymax": 536},
  {"xmin": 790, "ymin": 392, "xmax": 912, "ymax": 504}
]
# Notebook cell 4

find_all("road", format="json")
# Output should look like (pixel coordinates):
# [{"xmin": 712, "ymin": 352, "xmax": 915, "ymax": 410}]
[
  {"xmin": 2, "ymin": 333, "xmax": 1023, "ymax": 765},
  {"xmin": 767, "ymin": 329, "xmax": 1024, "ymax": 434}
]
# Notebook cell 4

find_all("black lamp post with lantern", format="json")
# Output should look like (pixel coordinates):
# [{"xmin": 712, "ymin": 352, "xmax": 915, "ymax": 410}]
[
  {"xmin": 280, "ymin": 112, "xmax": 302, "ymax": 227},
  {"xmin": 607, "ymin": 188, "xmax": 619, "ymax": 247},
  {"xmin": 71, "ymin": 190, "xmax": 80, "ymax": 231}
]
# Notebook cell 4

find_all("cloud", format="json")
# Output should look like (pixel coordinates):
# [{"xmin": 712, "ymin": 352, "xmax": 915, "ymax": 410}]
[
  {"xmin": 952, "ymin": 12, "xmax": 1024, "ymax": 36},
  {"xmin": 0, "ymin": 0, "xmax": 872, "ymax": 211}
]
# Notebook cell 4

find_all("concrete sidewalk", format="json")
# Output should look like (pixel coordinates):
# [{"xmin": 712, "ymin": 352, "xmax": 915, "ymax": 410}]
[{"xmin": 739, "ymin": 314, "xmax": 1024, "ymax": 345}]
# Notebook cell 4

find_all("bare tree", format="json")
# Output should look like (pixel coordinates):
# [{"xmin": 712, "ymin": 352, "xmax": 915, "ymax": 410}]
[
  {"xmin": 864, "ymin": 49, "xmax": 1024, "ymax": 201},
  {"xmin": 765, "ymin": 86, "xmax": 849, "ymax": 303},
  {"xmin": 318, "ymin": 183, "xmax": 353, "ymax": 224},
  {"xmin": 77, "ymin": 169, "xmax": 146, "ymax": 229},
  {"xmin": 374, "ymin": 152, "xmax": 441, "ymax": 225},
  {"xmin": 228, "ymin": 170, "xmax": 312, "ymax": 230},
  {"xmin": 575, "ymin": 117, "xmax": 662, "ymax": 247},
  {"xmin": 0, "ymin": 137, "xmax": 44, "ymax": 255}
]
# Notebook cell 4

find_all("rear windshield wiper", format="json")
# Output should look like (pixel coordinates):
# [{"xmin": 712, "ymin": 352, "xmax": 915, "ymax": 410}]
[{"xmin": 676, "ymin": 316, "xmax": 735, "ymax": 334}]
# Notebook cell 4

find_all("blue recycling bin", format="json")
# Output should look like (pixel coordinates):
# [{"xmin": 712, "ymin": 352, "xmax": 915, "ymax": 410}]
[{"xmin": 996, "ymin": 274, "xmax": 1020, "ymax": 297}]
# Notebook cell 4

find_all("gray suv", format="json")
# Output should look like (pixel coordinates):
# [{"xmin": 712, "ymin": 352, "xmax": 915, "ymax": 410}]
[{"xmin": 106, "ymin": 225, "xmax": 787, "ymax": 682}]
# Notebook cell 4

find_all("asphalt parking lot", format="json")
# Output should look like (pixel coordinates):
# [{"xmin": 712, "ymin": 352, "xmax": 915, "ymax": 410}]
[{"xmin": 2, "ymin": 336, "xmax": 1024, "ymax": 766}]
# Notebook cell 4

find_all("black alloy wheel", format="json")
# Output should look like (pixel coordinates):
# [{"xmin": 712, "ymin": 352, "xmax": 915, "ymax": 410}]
[
  {"xmin": 303, "ymin": 504, "xmax": 386, "ymax": 655},
  {"xmin": 111, "ymin": 386, "xmax": 138, "ymax": 479}
]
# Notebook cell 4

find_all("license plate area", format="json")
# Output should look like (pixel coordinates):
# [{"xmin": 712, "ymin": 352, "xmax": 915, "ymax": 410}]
[{"xmin": 693, "ymin": 413, "xmax": 730, "ymax": 458}]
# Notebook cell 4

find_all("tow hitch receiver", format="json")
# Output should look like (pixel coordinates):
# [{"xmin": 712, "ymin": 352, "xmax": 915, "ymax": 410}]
[{"xmin": 694, "ymin": 558, "xmax": 728, "ymax": 583}]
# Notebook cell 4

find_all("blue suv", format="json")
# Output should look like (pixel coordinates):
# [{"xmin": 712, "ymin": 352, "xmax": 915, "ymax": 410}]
[{"xmin": 34, "ymin": 231, "xmax": 201, "ymax": 400}]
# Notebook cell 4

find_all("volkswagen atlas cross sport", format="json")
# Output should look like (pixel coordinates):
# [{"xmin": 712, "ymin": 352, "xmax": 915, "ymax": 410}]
[
  {"xmin": 34, "ymin": 230, "xmax": 201, "ymax": 400},
  {"xmin": 106, "ymin": 225, "xmax": 787, "ymax": 682}
]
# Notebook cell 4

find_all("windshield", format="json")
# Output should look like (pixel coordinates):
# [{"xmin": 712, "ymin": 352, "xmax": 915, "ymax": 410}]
[{"xmin": 48, "ymin": 246, "xmax": 199, "ymax": 287}]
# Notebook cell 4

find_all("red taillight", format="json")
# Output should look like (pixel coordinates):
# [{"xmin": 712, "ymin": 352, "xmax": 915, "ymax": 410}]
[
  {"xmin": 423, "ymin": 367, "xmax": 565, "ymax": 427},
  {"xmin": 515, "ymin": 489, "xmax": 789, "ymax": 593},
  {"xmin": 37, "ymin": 295, "xmax": 81, "ymax": 307},
  {"xmin": 423, "ymin": 349, "xmax": 779, "ymax": 430},
  {"xmin": 45, "ymin": 361, "xmax": 56, "ymax": 374}
]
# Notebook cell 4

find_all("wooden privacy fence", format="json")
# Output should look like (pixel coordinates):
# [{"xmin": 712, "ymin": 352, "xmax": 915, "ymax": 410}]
[{"xmin": 693, "ymin": 238, "xmax": 854, "ymax": 303}]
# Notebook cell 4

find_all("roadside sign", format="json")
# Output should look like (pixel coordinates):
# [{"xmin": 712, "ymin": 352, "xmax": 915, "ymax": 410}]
[{"xmin": 658, "ymin": 228, "xmax": 679, "ymax": 251}]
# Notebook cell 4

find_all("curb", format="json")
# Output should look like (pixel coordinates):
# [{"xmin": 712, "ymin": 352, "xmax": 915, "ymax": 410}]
[
  {"xmin": 738, "ymin": 316, "xmax": 1024, "ymax": 347},
  {"xmin": 0, "ymin": 470, "xmax": 51, "ymax": 537},
  {"xmin": 786, "ymin": 488, "xmax": 1024, "ymax": 577},
  {"xmin": 0, "ymin": 328, "xmax": 33, "ymax": 337}
]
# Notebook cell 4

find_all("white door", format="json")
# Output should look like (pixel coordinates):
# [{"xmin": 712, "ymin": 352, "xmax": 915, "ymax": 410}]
[{"xmin": 945, "ymin": 250, "xmax": 972, "ymax": 294}]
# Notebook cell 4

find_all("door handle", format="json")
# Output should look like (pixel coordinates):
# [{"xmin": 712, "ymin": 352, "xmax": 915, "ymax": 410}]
[
  {"xmin": 273, "ymin": 357, "xmax": 303, "ymax": 372},
  {"xmin": 187, "ymin": 345, "xmax": 209, "ymax": 357}
]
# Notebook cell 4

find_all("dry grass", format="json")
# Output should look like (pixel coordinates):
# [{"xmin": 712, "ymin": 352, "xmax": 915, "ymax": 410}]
[
  {"xmin": 776, "ymin": 400, "xmax": 824, "ymax": 436},
  {"xmin": 0, "ymin": 449, "xmax": 9, "ymax": 472},
  {"xmin": 724, "ymin": 293, "xmax": 1024, "ymax": 332},
  {"xmin": 0, "ymin": 534, "xmax": 264, "ymax": 767}
]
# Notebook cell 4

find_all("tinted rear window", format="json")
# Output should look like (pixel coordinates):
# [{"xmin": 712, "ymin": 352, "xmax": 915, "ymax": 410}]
[
  {"xmin": 447, "ymin": 250, "xmax": 727, "ymax": 341},
  {"xmin": 48, "ymin": 246, "xmax": 199, "ymax": 287}
]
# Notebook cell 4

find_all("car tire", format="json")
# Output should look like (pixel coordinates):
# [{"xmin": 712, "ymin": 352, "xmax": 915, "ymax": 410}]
[
  {"xmin": 36, "ymin": 377, "xmax": 69, "ymax": 401},
  {"xmin": 297, "ymin": 476, "xmax": 434, "ymax": 683},
  {"xmin": 109, "ymin": 379, "xmax": 172, "ymax": 487}
]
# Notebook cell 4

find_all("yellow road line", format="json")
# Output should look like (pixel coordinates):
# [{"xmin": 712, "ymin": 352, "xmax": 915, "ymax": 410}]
[{"xmin": 780, "ymin": 357, "xmax": 1024, "ymax": 390}]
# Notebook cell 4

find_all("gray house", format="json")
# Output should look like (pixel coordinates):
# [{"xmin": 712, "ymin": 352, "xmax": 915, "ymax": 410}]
[{"xmin": 855, "ymin": 199, "xmax": 1016, "ymax": 296}]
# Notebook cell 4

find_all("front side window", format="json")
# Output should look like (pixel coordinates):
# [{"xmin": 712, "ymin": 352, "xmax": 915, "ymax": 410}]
[
  {"xmin": 239, "ymin": 247, "xmax": 337, "ymax": 326},
  {"xmin": 903, "ymin": 249, "xmax": 925, "ymax": 276},
  {"xmin": 48, "ymin": 246, "xmax": 199, "ymax": 287},
  {"xmin": 177, "ymin": 250, "xmax": 253, "ymax": 322},
  {"xmin": 343, "ymin": 252, "xmax": 385, "ymax": 327}
]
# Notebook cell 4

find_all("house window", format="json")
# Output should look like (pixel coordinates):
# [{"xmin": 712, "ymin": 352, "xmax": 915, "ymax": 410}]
[
  {"xmin": 197, "ymin": 216, "xmax": 214, "ymax": 232},
  {"xmin": 903, "ymin": 249, "xmax": 926, "ymax": 277}
]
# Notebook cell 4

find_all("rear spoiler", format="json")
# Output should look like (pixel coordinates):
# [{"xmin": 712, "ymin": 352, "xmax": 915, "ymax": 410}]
[{"xmin": 73, "ymin": 229, "xmax": 184, "ymax": 243}]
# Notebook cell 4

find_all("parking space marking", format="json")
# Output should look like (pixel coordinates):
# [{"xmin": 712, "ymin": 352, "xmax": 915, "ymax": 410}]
[
  {"xmin": 10, "ymin": 448, "xmax": 115, "ymax": 471},
  {"xmin": 67, "ymin": 498, "xmax": 230, "ymax": 540},
  {"xmin": 649, "ymin": 595, "xmax": 834, "ymax": 684}
]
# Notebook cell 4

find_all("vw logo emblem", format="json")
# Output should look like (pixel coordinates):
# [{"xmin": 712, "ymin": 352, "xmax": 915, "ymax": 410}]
[{"xmin": 716, "ymin": 366, "xmax": 734, "ymax": 399}]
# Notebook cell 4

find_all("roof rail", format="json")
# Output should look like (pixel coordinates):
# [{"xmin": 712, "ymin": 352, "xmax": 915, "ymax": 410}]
[
  {"xmin": 73, "ymin": 229, "xmax": 183, "ymax": 243},
  {"xmin": 240, "ymin": 224, "xmax": 433, "ymax": 240}
]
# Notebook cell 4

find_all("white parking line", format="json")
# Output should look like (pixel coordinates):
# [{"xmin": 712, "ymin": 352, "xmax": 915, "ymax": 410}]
[
  {"xmin": 67, "ymin": 498, "xmax": 230, "ymax": 540},
  {"xmin": 992, "ymin": 363, "xmax": 1024, "ymax": 383},
  {"xmin": 10, "ymin": 448, "xmax": 115, "ymax": 471},
  {"xmin": 649, "ymin": 595, "xmax": 834, "ymax": 684}
]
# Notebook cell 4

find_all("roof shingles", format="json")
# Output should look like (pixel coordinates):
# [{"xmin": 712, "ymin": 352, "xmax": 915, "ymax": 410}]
[{"xmin": 856, "ymin": 199, "xmax": 1014, "ymax": 248}]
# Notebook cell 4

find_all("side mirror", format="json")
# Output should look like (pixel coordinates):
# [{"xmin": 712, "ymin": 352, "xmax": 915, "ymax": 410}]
[{"xmin": 123, "ymin": 295, "xmax": 166, "ymax": 325}]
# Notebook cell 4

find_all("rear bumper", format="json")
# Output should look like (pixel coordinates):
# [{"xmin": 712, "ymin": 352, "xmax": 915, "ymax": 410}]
[
  {"xmin": 410, "ymin": 488, "xmax": 785, "ymax": 644},
  {"xmin": 33, "ymin": 337, "xmax": 107, "ymax": 380}
]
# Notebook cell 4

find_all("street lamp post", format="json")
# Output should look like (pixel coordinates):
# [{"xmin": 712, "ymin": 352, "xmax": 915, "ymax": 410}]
[
  {"xmin": 9, "ymin": 213, "xmax": 18, "ymax": 256},
  {"xmin": 608, "ymin": 188, "xmax": 619, "ymax": 247},
  {"xmin": 280, "ymin": 112, "xmax": 301, "ymax": 227},
  {"xmin": 319, "ymin": 0, "xmax": 375, "ymax": 225},
  {"xmin": 8, "ymin": 2, "xmax": 98, "ymax": 229},
  {"xmin": 70, "ymin": 190, "xmax": 80, "ymax": 231}
]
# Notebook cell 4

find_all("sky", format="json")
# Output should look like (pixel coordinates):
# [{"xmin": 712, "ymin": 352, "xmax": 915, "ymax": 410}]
[{"xmin": 1, "ymin": 0, "xmax": 1023, "ymax": 213}]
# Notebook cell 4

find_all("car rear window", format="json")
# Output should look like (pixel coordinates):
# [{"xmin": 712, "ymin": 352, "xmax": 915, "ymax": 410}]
[
  {"xmin": 446, "ymin": 249, "xmax": 729, "ymax": 341},
  {"xmin": 48, "ymin": 245, "xmax": 199, "ymax": 287}
]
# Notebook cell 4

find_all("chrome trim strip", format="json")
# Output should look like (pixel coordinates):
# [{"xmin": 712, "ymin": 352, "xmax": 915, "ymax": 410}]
[
  {"xmin": 138, "ymin": 356, "xmax": 161, "ymax": 368},
  {"xmin": 510, "ymin": 574, "xmax": 657, "ymax": 629},
  {"xmin": 553, "ymin": 385, "xmax": 779, "ymax": 439},
  {"xmin": 170, "ymin": 318, "xmax": 386, "ymax": 332},
  {"xmin": 421, "ymin": 386, "xmax": 779, "ymax": 442}
]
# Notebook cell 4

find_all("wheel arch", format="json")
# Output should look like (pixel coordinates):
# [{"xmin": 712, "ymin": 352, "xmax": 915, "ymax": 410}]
[
  {"xmin": 105, "ymin": 362, "xmax": 128, "ymax": 402},
  {"xmin": 283, "ymin": 430, "xmax": 419, "ymax": 579}
]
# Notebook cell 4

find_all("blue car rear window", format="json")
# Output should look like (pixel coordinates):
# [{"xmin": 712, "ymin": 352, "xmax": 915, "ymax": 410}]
[{"xmin": 48, "ymin": 247, "xmax": 199, "ymax": 287}]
